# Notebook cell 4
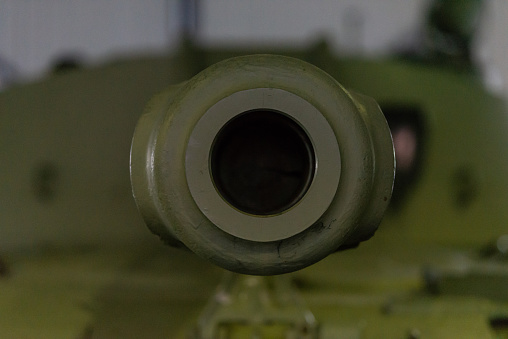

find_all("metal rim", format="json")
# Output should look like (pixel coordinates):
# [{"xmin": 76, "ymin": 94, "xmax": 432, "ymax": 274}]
[{"xmin": 185, "ymin": 88, "xmax": 341, "ymax": 242}]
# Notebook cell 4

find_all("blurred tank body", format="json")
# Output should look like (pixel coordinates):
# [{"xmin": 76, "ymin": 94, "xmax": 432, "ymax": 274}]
[{"xmin": 2, "ymin": 41, "xmax": 506, "ymax": 252}]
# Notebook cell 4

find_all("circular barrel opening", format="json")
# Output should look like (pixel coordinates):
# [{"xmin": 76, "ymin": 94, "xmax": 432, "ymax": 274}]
[{"xmin": 210, "ymin": 109, "xmax": 315, "ymax": 216}]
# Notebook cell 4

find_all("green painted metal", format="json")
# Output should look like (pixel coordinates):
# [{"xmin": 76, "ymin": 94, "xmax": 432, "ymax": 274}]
[
  {"xmin": 130, "ymin": 54, "xmax": 394, "ymax": 275},
  {"xmin": 1, "ymin": 0, "xmax": 508, "ymax": 333}
]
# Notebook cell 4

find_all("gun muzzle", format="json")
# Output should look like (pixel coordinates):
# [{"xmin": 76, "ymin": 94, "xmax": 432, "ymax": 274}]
[{"xmin": 130, "ymin": 55, "xmax": 394, "ymax": 275}]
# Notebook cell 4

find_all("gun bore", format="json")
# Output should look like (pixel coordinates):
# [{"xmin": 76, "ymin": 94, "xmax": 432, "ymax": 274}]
[{"xmin": 210, "ymin": 109, "xmax": 316, "ymax": 216}]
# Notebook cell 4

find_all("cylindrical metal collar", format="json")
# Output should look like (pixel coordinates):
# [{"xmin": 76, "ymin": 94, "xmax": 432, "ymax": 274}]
[{"xmin": 185, "ymin": 88, "xmax": 341, "ymax": 242}]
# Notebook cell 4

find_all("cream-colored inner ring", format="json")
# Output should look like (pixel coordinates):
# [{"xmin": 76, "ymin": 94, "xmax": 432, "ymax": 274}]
[{"xmin": 185, "ymin": 88, "xmax": 341, "ymax": 242}]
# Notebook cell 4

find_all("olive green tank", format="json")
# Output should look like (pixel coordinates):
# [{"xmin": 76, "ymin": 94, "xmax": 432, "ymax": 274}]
[{"xmin": 1, "ymin": 0, "xmax": 508, "ymax": 337}]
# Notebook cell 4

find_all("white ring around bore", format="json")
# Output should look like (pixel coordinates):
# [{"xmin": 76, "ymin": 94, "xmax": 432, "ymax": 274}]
[{"xmin": 185, "ymin": 88, "xmax": 341, "ymax": 242}]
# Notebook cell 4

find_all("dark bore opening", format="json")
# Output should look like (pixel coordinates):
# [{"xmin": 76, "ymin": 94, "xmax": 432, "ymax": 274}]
[{"xmin": 210, "ymin": 109, "xmax": 315, "ymax": 216}]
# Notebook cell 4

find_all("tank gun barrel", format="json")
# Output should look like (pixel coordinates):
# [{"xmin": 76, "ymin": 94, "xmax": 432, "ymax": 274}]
[{"xmin": 130, "ymin": 55, "xmax": 394, "ymax": 275}]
